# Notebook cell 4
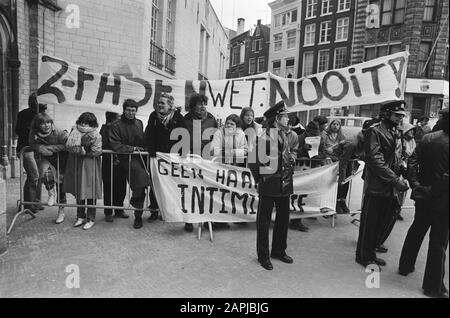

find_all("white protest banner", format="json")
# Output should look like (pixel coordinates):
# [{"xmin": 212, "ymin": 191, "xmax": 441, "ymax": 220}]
[
  {"xmin": 269, "ymin": 51, "xmax": 409, "ymax": 112},
  {"xmin": 37, "ymin": 52, "xmax": 408, "ymax": 121},
  {"xmin": 150, "ymin": 153, "xmax": 338, "ymax": 223}
]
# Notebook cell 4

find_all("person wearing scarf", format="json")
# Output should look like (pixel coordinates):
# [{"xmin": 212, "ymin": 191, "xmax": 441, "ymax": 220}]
[
  {"xmin": 64, "ymin": 112, "xmax": 102, "ymax": 230},
  {"xmin": 144, "ymin": 93, "xmax": 185, "ymax": 223},
  {"xmin": 28, "ymin": 112, "xmax": 68, "ymax": 224}
]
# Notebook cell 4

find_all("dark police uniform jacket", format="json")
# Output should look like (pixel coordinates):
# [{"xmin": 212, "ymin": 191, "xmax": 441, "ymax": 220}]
[
  {"xmin": 250, "ymin": 126, "xmax": 299, "ymax": 197},
  {"xmin": 364, "ymin": 121, "xmax": 403, "ymax": 197}
]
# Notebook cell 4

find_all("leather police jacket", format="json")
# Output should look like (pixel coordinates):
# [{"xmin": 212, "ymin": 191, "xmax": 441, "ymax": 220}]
[
  {"xmin": 363, "ymin": 120, "xmax": 403, "ymax": 197},
  {"xmin": 249, "ymin": 124, "xmax": 299, "ymax": 197},
  {"xmin": 407, "ymin": 130, "xmax": 449, "ymax": 212}
]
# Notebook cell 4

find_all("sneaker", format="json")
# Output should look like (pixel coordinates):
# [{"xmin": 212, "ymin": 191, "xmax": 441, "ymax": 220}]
[
  {"xmin": 47, "ymin": 187, "xmax": 57, "ymax": 206},
  {"xmin": 74, "ymin": 218, "xmax": 86, "ymax": 227},
  {"xmin": 55, "ymin": 207, "xmax": 65, "ymax": 224},
  {"xmin": 83, "ymin": 221, "xmax": 95, "ymax": 230}
]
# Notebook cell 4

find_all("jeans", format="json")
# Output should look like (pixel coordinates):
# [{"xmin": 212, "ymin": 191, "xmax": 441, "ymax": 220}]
[
  {"xmin": 37, "ymin": 154, "xmax": 67, "ymax": 204},
  {"xmin": 22, "ymin": 151, "xmax": 42, "ymax": 208}
]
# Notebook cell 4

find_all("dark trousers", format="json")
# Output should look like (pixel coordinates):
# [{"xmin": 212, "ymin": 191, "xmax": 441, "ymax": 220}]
[
  {"xmin": 399, "ymin": 200, "xmax": 449, "ymax": 293},
  {"xmin": 130, "ymin": 187, "xmax": 146, "ymax": 219},
  {"xmin": 256, "ymin": 195, "xmax": 290, "ymax": 261},
  {"xmin": 337, "ymin": 182, "xmax": 350, "ymax": 200},
  {"xmin": 22, "ymin": 151, "xmax": 42, "ymax": 208},
  {"xmin": 77, "ymin": 199, "xmax": 96, "ymax": 221},
  {"xmin": 149, "ymin": 186, "xmax": 159, "ymax": 211},
  {"xmin": 356, "ymin": 194, "xmax": 397, "ymax": 262},
  {"xmin": 102, "ymin": 154, "xmax": 127, "ymax": 216}
]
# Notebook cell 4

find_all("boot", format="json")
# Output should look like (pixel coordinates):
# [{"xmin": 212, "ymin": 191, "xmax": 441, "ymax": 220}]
[
  {"xmin": 340, "ymin": 200, "xmax": 350, "ymax": 214},
  {"xmin": 55, "ymin": 207, "xmax": 65, "ymax": 224}
]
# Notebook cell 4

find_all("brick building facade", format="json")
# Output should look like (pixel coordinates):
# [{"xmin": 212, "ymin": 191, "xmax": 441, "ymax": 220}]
[
  {"xmin": 352, "ymin": 0, "xmax": 449, "ymax": 121},
  {"xmin": 227, "ymin": 18, "xmax": 270, "ymax": 79},
  {"xmin": 1, "ymin": 0, "xmax": 229, "ymax": 178}
]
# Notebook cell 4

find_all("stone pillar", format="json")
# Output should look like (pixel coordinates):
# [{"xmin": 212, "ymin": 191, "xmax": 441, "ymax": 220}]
[{"xmin": 0, "ymin": 177, "xmax": 7, "ymax": 256}]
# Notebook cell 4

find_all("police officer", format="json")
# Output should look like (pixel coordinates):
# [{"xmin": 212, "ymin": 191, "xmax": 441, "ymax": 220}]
[
  {"xmin": 250, "ymin": 101, "xmax": 299, "ymax": 270},
  {"xmin": 356, "ymin": 101, "xmax": 409, "ymax": 268},
  {"xmin": 399, "ymin": 108, "xmax": 449, "ymax": 298}
]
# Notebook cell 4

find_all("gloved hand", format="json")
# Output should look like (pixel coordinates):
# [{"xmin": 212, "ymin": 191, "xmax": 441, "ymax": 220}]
[
  {"xmin": 393, "ymin": 178, "xmax": 409, "ymax": 192},
  {"xmin": 304, "ymin": 144, "xmax": 312, "ymax": 151},
  {"xmin": 411, "ymin": 185, "xmax": 431, "ymax": 201}
]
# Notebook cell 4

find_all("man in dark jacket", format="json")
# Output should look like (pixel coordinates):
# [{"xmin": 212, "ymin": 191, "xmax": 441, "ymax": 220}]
[
  {"xmin": 250, "ymin": 101, "xmax": 299, "ymax": 270},
  {"xmin": 145, "ymin": 93, "xmax": 185, "ymax": 222},
  {"xmin": 399, "ymin": 108, "xmax": 449, "ymax": 298},
  {"xmin": 109, "ymin": 102, "xmax": 151, "ymax": 229},
  {"xmin": 15, "ymin": 93, "xmax": 47, "ymax": 212},
  {"xmin": 356, "ymin": 101, "xmax": 409, "ymax": 268},
  {"xmin": 182, "ymin": 94, "xmax": 218, "ymax": 232},
  {"xmin": 100, "ymin": 111, "xmax": 128, "ymax": 222}
]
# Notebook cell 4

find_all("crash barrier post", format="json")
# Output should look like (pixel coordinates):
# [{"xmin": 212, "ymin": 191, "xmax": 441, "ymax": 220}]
[
  {"xmin": 7, "ymin": 147, "xmax": 156, "ymax": 234},
  {"xmin": 0, "ymin": 177, "xmax": 7, "ymax": 255}
]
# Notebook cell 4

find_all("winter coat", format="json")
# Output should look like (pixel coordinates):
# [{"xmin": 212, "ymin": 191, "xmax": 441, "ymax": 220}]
[
  {"xmin": 144, "ymin": 110, "xmax": 185, "ymax": 156},
  {"xmin": 408, "ymin": 130, "xmax": 449, "ymax": 213},
  {"xmin": 211, "ymin": 128, "xmax": 248, "ymax": 164},
  {"xmin": 28, "ymin": 125, "xmax": 69, "ymax": 173},
  {"xmin": 109, "ymin": 116, "xmax": 151, "ymax": 191},
  {"xmin": 319, "ymin": 130, "xmax": 347, "ymax": 161},
  {"xmin": 63, "ymin": 128, "xmax": 102, "ymax": 200},
  {"xmin": 363, "ymin": 120, "xmax": 403, "ymax": 197},
  {"xmin": 15, "ymin": 108, "xmax": 37, "ymax": 153},
  {"xmin": 183, "ymin": 112, "xmax": 218, "ymax": 155},
  {"xmin": 249, "ymin": 125, "xmax": 299, "ymax": 197}
]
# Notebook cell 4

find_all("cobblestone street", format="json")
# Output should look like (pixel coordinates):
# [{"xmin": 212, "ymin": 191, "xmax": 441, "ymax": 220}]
[{"xmin": 1, "ymin": 177, "xmax": 448, "ymax": 298}]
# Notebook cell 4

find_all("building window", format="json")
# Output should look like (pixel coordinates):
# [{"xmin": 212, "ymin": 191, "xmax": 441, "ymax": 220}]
[
  {"xmin": 232, "ymin": 46, "xmax": 240, "ymax": 66},
  {"xmin": 334, "ymin": 47, "xmax": 347, "ymax": 69},
  {"xmin": 381, "ymin": 0, "xmax": 404, "ymax": 25},
  {"xmin": 287, "ymin": 30, "xmax": 297, "ymax": 49},
  {"xmin": 319, "ymin": 21, "xmax": 331, "ymax": 44},
  {"xmin": 417, "ymin": 42, "xmax": 432, "ymax": 76},
  {"xmin": 337, "ymin": 0, "xmax": 350, "ymax": 12},
  {"xmin": 257, "ymin": 57, "xmax": 265, "ymax": 73},
  {"xmin": 336, "ymin": 17, "xmax": 349, "ymax": 41},
  {"xmin": 274, "ymin": 33, "xmax": 283, "ymax": 51},
  {"xmin": 274, "ymin": 14, "xmax": 281, "ymax": 27},
  {"xmin": 304, "ymin": 24, "xmax": 315, "ymax": 46},
  {"xmin": 252, "ymin": 39, "xmax": 262, "ymax": 51},
  {"xmin": 321, "ymin": 0, "xmax": 332, "ymax": 15},
  {"xmin": 165, "ymin": 0, "xmax": 174, "ymax": 52},
  {"xmin": 303, "ymin": 51, "xmax": 314, "ymax": 76},
  {"xmin": 151, "ymin": 0, "xmax": 159, "ymax": 42},
  {"xmin": 306, "ymin": 0, "xmax": 318, "ymax": 19},
  {"xmin": 381, "ymin": 0, "xmax": 393, "ymax": 25},
  {"xmin": 286, "ymin": 58, "xmax": 295, "ymax": 77},
  {"xmin": 423, "ymin": 0, "xmax": 436, "ymax": 21},
  {"xmin": 249, "ymin": 58, "xmax": 256, "ymax": 74},
  {"xmin": 318, "ymin": 50, "xmax": 330, "ymax": 73},
  {"xmin": 273, "ymin": 60, "xmax": 281, "ymax": 76},
  {"xmin": 274, "ymin": 9, "xmax": 298, "ymax": 28},
  {"xmin": 364, "ymin": 43, "xmax": 403, "ymax": 61}
]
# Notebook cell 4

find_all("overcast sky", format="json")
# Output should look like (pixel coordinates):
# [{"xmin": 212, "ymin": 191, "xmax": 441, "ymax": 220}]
[{"xmin": 209, "ymin": 0, "xmax": 273, "ymax": 31}]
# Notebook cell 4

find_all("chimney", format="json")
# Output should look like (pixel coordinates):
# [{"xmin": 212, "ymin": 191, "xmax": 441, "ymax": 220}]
[{"xmin": 237, "ymin": 18, "xmax": 245, "ymax": 35}]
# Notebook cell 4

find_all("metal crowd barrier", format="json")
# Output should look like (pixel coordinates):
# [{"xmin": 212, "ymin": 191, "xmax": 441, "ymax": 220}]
[
  {"xmin": 8, "ymin": 147, "xmax": 156, "ymax": 233},
  {"xmin": 10, "ymin": 148, "xmax": 405, "ymax": 234}
]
